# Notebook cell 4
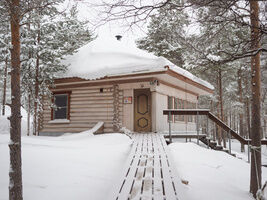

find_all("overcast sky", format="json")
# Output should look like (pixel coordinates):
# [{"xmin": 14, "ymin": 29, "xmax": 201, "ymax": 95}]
[{"xmin": 62, "ymin": 0, "xmax": 148, "ymax": 44}]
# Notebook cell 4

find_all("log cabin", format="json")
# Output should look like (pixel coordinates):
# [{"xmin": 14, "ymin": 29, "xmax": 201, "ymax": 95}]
[{"xmin": 39, "ymin": 36, "xmax": 214, "ymax": 136}]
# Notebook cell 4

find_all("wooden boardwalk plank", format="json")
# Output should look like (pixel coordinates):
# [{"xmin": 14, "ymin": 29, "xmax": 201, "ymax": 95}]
[
  {"xmin": 157, "ymin": 135, "xmax": 178, "ymax": 200},
  {"xmin": 109, "ymin": 133, "xmax": 179, "ymax": 200},
  {"xmin": 152, "ymin": 134, "xmax": 165, "ymax": 200}
]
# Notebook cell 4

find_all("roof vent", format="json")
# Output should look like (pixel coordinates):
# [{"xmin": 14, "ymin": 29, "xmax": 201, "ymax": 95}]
[{"xmin": 115, "ymin": 35, "xmax": 122, "ymax": 41}]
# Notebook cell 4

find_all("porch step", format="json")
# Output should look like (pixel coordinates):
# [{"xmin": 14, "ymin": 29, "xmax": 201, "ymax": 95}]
[
  {"xmin": 214, "ymin": 145, "xmax": 223, "ymax": 151},
  {"xmin": 199, "ymin": 135, "xmax": 235, "ymax": 156}
]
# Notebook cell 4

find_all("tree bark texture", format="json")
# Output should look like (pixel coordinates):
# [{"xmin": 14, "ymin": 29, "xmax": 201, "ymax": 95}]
[
  {"xmin": 218, "ymin": 69, "xmax": 226, "ymax": 148},
  {"xmin": 9, "ymin": 0, "xmax": 23, "ymax": 199},
  {"xmin": 249, "ymin": 1, "xmax": 262, "ymax": 197}
]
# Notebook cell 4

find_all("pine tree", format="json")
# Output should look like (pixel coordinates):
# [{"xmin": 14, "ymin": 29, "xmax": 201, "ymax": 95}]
[
  {"xmin": 20, "ymin": 4, "xmax": 93, "ymax": 135},
  {"xmin": 137, "ymin": 1, "xmax": 189, "ymax": 67},
  {"xmin": 0, "ymin": 13, "xmax": 11, "ymax": 116}
]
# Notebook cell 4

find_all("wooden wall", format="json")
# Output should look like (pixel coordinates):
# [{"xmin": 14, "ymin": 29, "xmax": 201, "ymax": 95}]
[{"xmin": 40, "ymin": 85, "xmax": 123, "ymax": 134}]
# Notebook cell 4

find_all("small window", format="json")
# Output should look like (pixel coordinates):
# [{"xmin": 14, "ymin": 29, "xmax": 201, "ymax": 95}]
[
  {"xmin": 100, "ymin": 88, "xmax": 104, "ymax": 93},
  {"xmin": 167, "ymin": 96, "xmax": 173, "ymax": 109},
  {"xmin": 52, "ymin": 93, "xmax": 70, "ymax": 120}
]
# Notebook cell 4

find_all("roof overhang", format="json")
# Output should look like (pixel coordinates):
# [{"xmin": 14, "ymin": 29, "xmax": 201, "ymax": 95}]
[{"xmin": 53, "ymin": 69, "xmax": 213, "ymax": 96}]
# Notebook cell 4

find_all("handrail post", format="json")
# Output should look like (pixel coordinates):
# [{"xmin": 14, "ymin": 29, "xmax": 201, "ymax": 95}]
[
  {"xmin": 168, "ymin": 111, "xmax": 172, "ymax": 143},
  {"xmin": 197, "ymin": 111, "xmax": 199, "ymax": 145}
]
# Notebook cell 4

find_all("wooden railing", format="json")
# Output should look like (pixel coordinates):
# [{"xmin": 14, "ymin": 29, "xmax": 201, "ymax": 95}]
[{"xmin": 163, "ymin": 109, "xmax": 267, "ymax": 145}]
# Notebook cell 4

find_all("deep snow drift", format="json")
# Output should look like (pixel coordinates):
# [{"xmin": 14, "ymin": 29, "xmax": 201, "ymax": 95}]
[
  {"xmin": 169, "ymin": 142, "xmax": 267, "ymax": 200},
  {"xmin": 0, "ymin": 133, "xmax": 132, "ymax": 200}
]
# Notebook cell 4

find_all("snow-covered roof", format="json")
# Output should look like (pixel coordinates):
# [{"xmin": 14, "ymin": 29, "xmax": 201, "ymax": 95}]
[{"xmin": 62, "ymin": 37, "xmax": 214, "ymax": 90}]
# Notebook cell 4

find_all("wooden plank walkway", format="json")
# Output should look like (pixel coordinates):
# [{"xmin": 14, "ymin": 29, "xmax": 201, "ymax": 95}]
[{"xmin": 109, "ymin": 133, "xmax": 180, "ymax": 200}]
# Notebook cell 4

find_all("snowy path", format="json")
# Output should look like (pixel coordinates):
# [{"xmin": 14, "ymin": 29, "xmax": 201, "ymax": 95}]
[{"xmin": 110, "ymin": 133, "xmax": 180, "ymax": 200}]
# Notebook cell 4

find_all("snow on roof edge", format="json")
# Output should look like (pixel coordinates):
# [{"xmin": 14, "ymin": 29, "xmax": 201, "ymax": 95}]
[{"xmin": 60, "ymin": 37, "xmax": 214, "ymax": 91}]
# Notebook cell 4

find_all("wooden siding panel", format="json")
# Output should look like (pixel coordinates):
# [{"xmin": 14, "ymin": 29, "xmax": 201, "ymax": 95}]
[{"xmin": 40, "ymin": 85, "xmax": 124, "ymax": 133}]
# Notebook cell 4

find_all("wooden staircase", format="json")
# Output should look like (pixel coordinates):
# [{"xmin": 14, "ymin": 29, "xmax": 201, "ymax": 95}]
[
  {"xmin": 198, "ymin": 135, "xmax": 236, "ymax": 156},
  {"xmin": 163, "ymin": 109, "xmax": 267, "ymax": 145},
  {"xmin": 198, "ymin": 135, "xmax": 219, "ymax": 149},
  {"xmin": 163, "ymin": 133, "xmax": 235, "ymax": 156}
]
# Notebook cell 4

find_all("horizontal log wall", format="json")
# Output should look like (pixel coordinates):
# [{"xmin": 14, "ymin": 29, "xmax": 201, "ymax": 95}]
[{"xmin": 40, "ymin": 85, "xmax": 123, "ymax": 134}]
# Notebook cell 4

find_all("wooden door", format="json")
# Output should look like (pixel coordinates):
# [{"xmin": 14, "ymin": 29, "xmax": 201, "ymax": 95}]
[{"xmin": 134, "ymin": 89, "xmax": 151, "ymax": 132}]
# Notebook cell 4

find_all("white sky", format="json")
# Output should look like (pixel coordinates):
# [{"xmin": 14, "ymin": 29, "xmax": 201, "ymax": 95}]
[{"xmin": 62, "ymin": 0, "xmax": 148, "ymax": 44}]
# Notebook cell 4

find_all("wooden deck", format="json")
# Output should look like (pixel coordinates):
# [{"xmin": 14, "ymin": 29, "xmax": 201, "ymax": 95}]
[{"xmin": 109, "ymin": 133, "xmax": 180, "ymax": 200}]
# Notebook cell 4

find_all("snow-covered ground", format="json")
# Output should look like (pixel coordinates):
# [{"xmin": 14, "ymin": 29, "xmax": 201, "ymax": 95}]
[
  {"xmin": 1, "ymin": 112, "xmax": 267, "ymax": 200},
  {"xmin": 0, "ymin": 133, "xmax": 132, "ymax": 200},
  {"xmin": 169, "ymin": 140, "xmax": 267, "ymax": 200}
]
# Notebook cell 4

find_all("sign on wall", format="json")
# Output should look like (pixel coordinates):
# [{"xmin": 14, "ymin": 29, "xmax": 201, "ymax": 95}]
[{"xmin": 123, "ymin": 96, "xmax": 132, "ymax": 104}]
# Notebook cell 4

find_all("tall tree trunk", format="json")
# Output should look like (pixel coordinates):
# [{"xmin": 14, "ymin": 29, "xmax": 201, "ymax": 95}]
[
  {"xmin": 33, "ymin": 24, "xmax": 40, "ymax": 136},
  {"xmin": 9, "ymin": 0, "xmax": 23, "ymax": 199},
  {"xmin": 249, "ymin": 1, "xmax": 262, "ymax": 197},
  {"xmin": 210, "ymin": 100, "xmax": 216, "ymax": 141},
  {"xmin": 218, "ymin": 69, "xmax": 226, "ymax": 147},
  {"xmin": 2, "ymin": 57, "xmax": 8, "ymax": 116},
  {"xmin": 216, "ymin": 100, "xmax": 222, "ymax": 146},
  {"xmin": 33, "ymin": 58, "xmax": 39, "ymax": 136},
  {"xmin": 238, "ymin": 68, "xmax": 245, "ymax": 152}
]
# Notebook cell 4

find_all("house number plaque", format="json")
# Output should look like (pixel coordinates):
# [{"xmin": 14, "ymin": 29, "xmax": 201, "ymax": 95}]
[{"xmin": 123, "ymin": 96, "xmax": 132, "ymax": 104}]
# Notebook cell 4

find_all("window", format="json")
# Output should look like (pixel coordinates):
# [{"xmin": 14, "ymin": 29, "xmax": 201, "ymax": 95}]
[
  {"xmin": 167, "ymin": 96, "xmax": 173, "ymax": 121},
  {"xmin": 167, "ymin": 96, "xmax": 197, "ymax": 123},
  {"xmin": 167, "ymin": 96, "xmax": 173, "ymax": 109},
  {"xmin": 174, "ymin": 98, "xmax": 179, "ymax": 121},
  {"xmin": 52, "ymin": 92, "xmax": 71, "ymax": 120},
  {"xmin": 178, "ymin": 99, "xmax": 185, "ymax": 121},
  {"xmin": 187, "ymin": 102, "xmax": 193, "ymax": 122}
]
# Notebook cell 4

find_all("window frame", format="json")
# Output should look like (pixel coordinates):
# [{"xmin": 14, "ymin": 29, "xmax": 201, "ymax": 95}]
[{"xmin": 51, "ymin": 91, "xmax": 71, "ymax": 120}]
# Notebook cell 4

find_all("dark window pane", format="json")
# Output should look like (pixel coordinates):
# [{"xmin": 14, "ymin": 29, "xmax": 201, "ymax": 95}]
[
  {"xmin": 55, "ymin": 95, "xmax": 67, "ymax": 107},
  {"xmin": 53, "ymin": 94, "xmax": 68, "ymax": 119},
  {"xmin": 168, "ymin": 96, "xmax": 173, "ymax": 109},
  {"xmin": 55, "ymin": 107, "xmax": 67, "ymax": 119},
  {"xmin": 174, "ymin": 98, "xmax": 178, "ymax": 121},
  {"xmin": 167, "ymin": 96, "xmax": 173, "ymax": 121},
  {"xmin": 174, "ymin": 98, "xmax": 178, "ymax": 109},
  {"xmin": 178, "ymin": 99, "xmax": 184, "ymax": 121}
]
